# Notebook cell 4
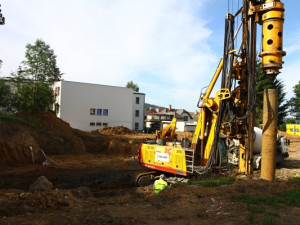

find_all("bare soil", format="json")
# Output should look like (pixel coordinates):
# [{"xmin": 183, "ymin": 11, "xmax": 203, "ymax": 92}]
[{"xmin": 0, "ymin": 112, "xmax": 299, "ymax": 225}]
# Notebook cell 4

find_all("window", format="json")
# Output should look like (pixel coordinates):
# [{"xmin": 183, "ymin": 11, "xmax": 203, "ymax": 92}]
[
  {"xmin": 103, "ymin": 123, "xmax": 108, "ymax": 126},
  {"xmin": 136, "ymin": 97, "xmax": 140, "ymax": 104},
  {"xmin": 54, "ymin": 103, "xmax": 59, "ymax": 115},
  {"xmin": 90, "ymin": 122, "xmax": 95, "ymax": 126},
  {"xmin": 55, "ymin": 87, "xmax": 60, "ymax": 96},
  {"xmin": 183, "ymin": 116, "xmax": 188, "ymax": 121},
  {"xmin": 135, "ymin": 110, "xmax": 139, "ymax": 117},
  {"xmin": 97, "ymin": 109, "xmax": 102, "ymax": 115},
  {"xmin": 103, "ymin": 109, "xmax": 108, "ymax": 116},
  {"xmin": 135, "ymin": 122, "xmax": 139, "ymax": 130},
  {"xmin": 90, "ymin": 108, "xmax": 95, "ymax": 115},
  {"xmin": 96, "ymin": 122, "xmax": 101, "ymax": 126}
]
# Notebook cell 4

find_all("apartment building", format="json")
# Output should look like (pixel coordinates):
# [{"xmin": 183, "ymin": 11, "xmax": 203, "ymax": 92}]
[{"xmin": 53, "ymin": 80, "xmax": 145, "ymax": 132}]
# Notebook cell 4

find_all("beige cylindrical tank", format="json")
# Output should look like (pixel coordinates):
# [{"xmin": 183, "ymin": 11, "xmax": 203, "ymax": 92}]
[{"xmin": 253, "ymin": 127, "xmax": 263, "ymax": 154}]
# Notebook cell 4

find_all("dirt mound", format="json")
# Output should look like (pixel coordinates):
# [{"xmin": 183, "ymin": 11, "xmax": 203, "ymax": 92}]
[
  {"xmin": 17, "ymin": 111, "xmax": 73, "ymax": 137},
  {"xmin": 0, "ymin": 119, "xmax": 44, "ymax": 165},
  {"xmin": 0, "ymin": 112, "xmax": 140, "ymax": 165},
  {"xmin": 73, "ymin": 129, "xmax": 110, "ymax": 154},
  {"xmin": 16, "ymin": 111, "xmax": 86, "ymax": 155},
  {"xmin": 0, "ymin": 111, "xmax": 86, "ymax": 165},
  {"xmin": 97, "ymin": 126, "xmax": 136, "ymax": 135}
]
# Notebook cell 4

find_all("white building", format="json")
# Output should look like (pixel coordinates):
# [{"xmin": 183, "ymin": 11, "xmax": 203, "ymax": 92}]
[
  {"xmin": 175, "ymin": 121, "xmax": 197, "ymax": 132},
  {"xmin": 53, "ymin": 80, "xmax": 145, "ymax": 132},
  {"xmin": 144, "ymin": 106, "xmax": 198, "ymax": 133}
]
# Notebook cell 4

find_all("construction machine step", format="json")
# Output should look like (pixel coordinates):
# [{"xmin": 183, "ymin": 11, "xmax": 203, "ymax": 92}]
[{"xmin": 185, "ymin": 149, "xmax": 195, "ymax": 174}]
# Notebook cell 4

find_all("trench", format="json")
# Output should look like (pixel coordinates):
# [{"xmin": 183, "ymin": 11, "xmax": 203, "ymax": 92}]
[{"xmin": 0, "ymin": 168, "xmax": 147, "ymax": 191}]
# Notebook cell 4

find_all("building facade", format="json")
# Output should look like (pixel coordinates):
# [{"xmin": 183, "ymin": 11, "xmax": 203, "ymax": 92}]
[{"xmin": 53, "ymin": 80, "xmax": 145, "ymax": 132}]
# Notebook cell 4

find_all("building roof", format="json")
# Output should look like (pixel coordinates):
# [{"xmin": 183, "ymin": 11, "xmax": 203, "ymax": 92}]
[
  {"xmin": 54, "ymin": 80, "xmax": 146, "ymax": 95},
  {"xmin": 145, "ymin": 106, "xmax": 199, "ymax": 121},
  {"xmin": 145, "ymin": 108, "xmax": 166, "ymax": 115},
  {"xmin": 175, "ymin": 109, "xmax": 193, "ymax": 119}
]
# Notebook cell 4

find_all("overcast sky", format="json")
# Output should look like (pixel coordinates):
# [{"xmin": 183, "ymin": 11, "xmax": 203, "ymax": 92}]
[{"xmin": 1, "ymin": 0, "xmax": 299, "ymax": 111}]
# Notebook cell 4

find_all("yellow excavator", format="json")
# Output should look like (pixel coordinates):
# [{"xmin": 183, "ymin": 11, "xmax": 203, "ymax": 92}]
[
  {"xmin": 137, "ymin": 0, "xmax": 285, "ymax": 186},
  {"xmin": 155, "ymin": 118, "xmax": 177, "ymax": 144}
]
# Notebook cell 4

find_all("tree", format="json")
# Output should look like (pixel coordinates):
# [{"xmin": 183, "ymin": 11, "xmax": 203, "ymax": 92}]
[
  {"xmin": 126, "ymin": 81, "xmax": 139, "ymax": 92},
  {"xmin": 0, "ymin": 78, "xmax": 12, "ymax": 110},
  {"xmin": 255, "ymin": 60, "xmax": 288, "ymax": 127},
  {"xmin": 10, "ymin": 39, "xmax": 62, "ymax": 112},
  {"xmin": 289, "ymin": 81, "xmax": 300, "ymax": 121},
  {"xmin": 279, "ymin": 118, "xmax": 296, "ymax": 131},
  {"xmin": 11, "ymin": 77, "xmax": 55, "ymax": 112},
  {"xmin": 22, "ymin": 39, "xmax": 62, "ymax": 82}
]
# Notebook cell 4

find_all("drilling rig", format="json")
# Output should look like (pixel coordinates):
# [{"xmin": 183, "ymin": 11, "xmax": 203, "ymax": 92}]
[{"xmin": 137, "ymin": 0, "xmax": 285, "ymax": 185}]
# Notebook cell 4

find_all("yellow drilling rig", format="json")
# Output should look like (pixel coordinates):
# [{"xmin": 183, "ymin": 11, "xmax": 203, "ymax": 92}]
[{"xmin": 137, "ymin": 0, "xmax": 285, "ymax": 186}]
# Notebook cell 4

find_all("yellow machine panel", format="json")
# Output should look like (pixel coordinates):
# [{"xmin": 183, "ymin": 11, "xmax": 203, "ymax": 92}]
[{"xmin": 139, "ymin": 143, "xmax": 188, "ymax": 176}]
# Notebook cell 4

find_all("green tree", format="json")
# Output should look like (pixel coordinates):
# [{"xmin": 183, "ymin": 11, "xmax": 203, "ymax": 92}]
[
  {"xmin": 11, "ymin": 77, "xmax": 55, "ymax": 112},
  {"xmin": 279, "ymin": 118, "xmax": 296, "ymax": 131},
  {"xmin": 289, "ymin": 81, "xmax": 300, "ymax": 120},
  {"xmin": 126, "ymin": 81, "xmax": 139, "ymax": 92},
  {"xmin": 0, "ymin": 78, "xmax": 12, "ymax": 110},
  {"xmin": 10, "ymin": 39, "xmax": 61, "ymax": 112},
  {"xmin": 255, "ymin": 61, "xmax": 288, "ymax": 127},
  {"xmin": 22, "ymin": 39, "xmax": 62, "ymax": 82}
]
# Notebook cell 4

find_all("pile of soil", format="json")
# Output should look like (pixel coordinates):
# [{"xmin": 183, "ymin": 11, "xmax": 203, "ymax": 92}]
[
  {"xmin": 97, "ymin": 126, "xmax": 136, "ymax": 135},
  {"xmin": 16, "ymin": 111, "xmax": 86, "ymax": 155},
  {"xmin": 0, "ymin": 112, "xmax": 138, "ymax": 165}
]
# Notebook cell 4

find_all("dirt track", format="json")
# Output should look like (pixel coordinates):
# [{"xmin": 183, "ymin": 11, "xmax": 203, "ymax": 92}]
[{"xmin": 0, "ymin": 112, "xmax": 300, "ymax": 225}]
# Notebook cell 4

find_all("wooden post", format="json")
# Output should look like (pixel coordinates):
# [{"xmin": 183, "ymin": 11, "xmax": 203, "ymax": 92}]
[{"xmin": 261, "ymin": 89, "xmax": 278, "ymax": 181}]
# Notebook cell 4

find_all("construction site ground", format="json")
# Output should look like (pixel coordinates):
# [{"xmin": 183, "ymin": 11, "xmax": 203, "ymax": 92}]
[{"xmin": 0, "ymin": 111, "xmax": 300, "ymax": 225}]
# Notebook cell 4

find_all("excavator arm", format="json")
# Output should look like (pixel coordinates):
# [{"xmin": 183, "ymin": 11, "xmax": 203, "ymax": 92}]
[
  {"xmin": 156, "ymin": 117, "xmax": 177, "ymax": 140},
  {"xmin": 191, "ymin": 58, "xmax": 231, "ymax": 169}
]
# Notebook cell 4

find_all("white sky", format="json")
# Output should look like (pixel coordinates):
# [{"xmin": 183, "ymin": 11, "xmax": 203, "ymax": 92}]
[{"xmin": 0, "ymin": 0, "xmax": 300, "ymax": 111}]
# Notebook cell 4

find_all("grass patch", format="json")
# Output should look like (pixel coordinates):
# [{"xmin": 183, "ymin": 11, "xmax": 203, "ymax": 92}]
[
  {"xmin": 242, "ymin": 187, "xmax": 300, "ymax": 223},
  {"xmin": 243, "ymin": 195, "xmax": 260, "ymax": 205},
  {"xmin": 282, "ymin": 188, "xmax": 300, "ymax": 207},
  {"xmin": 288, "ymin": 177, "xmax": 300, "ymax": 185},
  {"xmin": 246, "ymin": 213, "xmax": 255, "ymax": 224},
  {"xmin": 243, "ymin": 194, "xmax": 281, "ymax": 209},
  {"xmin": 261, "ymin": 195, "xmax": 281, "ymax": 208},
  {"xmin": 0, "ymin": 112, "xmax": 40, "ymax": 128},
  {"xmin": 262, "ymin": 217, "xmax": 278, "ymax": 225},
  {"xmin": 187, "ymin": 175, "xmax": 235, "ymax": 187},
  {"xmin": 247, "ymin": 204, "xmax": 265, "ymax": 213}
]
